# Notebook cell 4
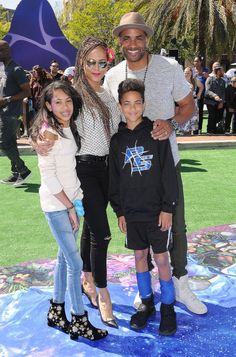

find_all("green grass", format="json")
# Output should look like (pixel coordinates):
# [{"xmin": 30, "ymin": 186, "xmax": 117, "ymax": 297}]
[{"xmin": 0, "ymin": 146, "xmax": 236, "ymax": 266}]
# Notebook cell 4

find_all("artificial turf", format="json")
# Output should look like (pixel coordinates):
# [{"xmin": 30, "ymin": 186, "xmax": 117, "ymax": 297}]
[{"xmin": 0, "ymin": 147, "xmax": 235, "ymax": 266}]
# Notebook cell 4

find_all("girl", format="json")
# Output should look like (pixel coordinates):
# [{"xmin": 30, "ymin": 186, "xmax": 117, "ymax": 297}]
[
  {"xmin": 74, "ymin": 37, "xmax": 121, "ymax": 328},
  {"xmin": 30, "ymin": 81, "xmax": 107, "ymax": 341}
]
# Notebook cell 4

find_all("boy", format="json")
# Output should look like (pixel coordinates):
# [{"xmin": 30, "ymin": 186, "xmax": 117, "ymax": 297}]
[{"xmin": 109, "ymin": 79, "xmax": 178, "ymax": 335}]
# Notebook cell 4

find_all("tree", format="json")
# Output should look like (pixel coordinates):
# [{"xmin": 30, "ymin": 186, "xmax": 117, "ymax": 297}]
[
  {"xmin": 62, "ymin": 0, "xmax": 134, "ymax": 55},
  {"xmin": 0, "ymin": 6, "xmax": 10, "ymax": 39},
  {"xmin": 134, "ymin": 0, "xmax": 236, "ymax": 64}
]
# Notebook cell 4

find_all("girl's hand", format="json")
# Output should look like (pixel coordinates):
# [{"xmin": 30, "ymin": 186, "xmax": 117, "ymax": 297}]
[
  {"xmin": 158, "ymin": 211, "xmax": 172, "ymax": 231},
  {"xmin": 68, "ymin": 207, "xmax": 80, "ymax": 232},
  {"xmin": 118, "ymin": 216, "xmax": 127, "ymax": 233}
]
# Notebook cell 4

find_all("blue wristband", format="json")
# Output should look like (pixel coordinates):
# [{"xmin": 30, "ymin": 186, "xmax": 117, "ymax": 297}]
[{"xmin": 73, "ymin": 199, "xmax": 85, "ymax": 217}]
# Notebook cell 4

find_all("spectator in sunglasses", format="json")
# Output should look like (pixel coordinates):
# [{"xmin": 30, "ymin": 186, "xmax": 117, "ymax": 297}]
[
  {"xmin": 72, "ymin": 37, "xmax": 121, "ymax": 328},
  {"xmin": 49, "ymin": 60, "xmax": 62, "ymax": 81}
]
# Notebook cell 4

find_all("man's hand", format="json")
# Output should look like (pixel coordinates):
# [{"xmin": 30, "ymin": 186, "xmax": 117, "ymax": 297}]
[
  {"xmin": 118, "ymin": 216, "xmax": 127, "ymax": 234},
  {"xmin": 158, "ymin": 211, "xmax": 172, "ymax": 231},
  {"xmin": 214, "ymin": 95, "xmax": 221, "ymax": 102},
  {"xmin": 151, "ymin": 93, "xmax": 195, "ymax": 140},
  {"xmin": 151, "ymin": 119, "xmax": 173, "ymax": 141}
]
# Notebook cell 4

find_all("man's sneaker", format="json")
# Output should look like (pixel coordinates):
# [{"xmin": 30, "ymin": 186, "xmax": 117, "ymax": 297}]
[
  {"xmin": 173, "ymin": 275, "xmax": 207, "ymax": 314},
  {"xmin": 14, "ymin": 169, "xmax": 32, "ymax": 186},
  {"xmin": 159, "ymin": 302, "xmax": 177, "ymax": 336},
  {"xmin": 130, "ymin": 294, "xmax": 156, "ymax": 329},
  {"xmin": 0, "ymin": 174, "xmax": 19, "ymax": 185}
]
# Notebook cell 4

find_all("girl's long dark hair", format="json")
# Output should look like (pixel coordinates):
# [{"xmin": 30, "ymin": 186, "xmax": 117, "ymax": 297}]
[
  {"xmin": 30, "ymin": 80, "xmax": 82, "ymax": 149},
  {"xmin": 74, "ymin": 36, "xmax": 111, "ymax": 140}
]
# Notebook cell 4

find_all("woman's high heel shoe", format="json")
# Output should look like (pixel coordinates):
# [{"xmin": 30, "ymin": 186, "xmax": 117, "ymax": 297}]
[
  {"xmin": 97, "ymin": 295, "xmax": 118, "ymax": 329},
  {"xmin": 82, "ymin": 281, "xmax": 98, "ymax": 309}
]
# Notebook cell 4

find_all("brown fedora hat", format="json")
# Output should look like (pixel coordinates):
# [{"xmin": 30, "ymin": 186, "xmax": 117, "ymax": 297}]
[{"xmin": 113, "ymin": 12, "xmax": 154, "ymax": 38}]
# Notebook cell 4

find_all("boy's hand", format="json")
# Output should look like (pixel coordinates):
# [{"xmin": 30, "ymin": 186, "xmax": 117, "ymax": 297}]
[
  {"xmin": 118, "ymin": 216, "xmax": 127, "ymax": 233},
  {"xmin": 158, "ymin": 211, "xmax": 172, "ymax": 231}
]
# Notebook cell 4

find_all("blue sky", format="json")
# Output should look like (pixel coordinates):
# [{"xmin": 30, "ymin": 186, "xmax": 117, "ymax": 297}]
[{"xmin": 0, "ymin": 0, "xmax": 63, "ymax": 11}]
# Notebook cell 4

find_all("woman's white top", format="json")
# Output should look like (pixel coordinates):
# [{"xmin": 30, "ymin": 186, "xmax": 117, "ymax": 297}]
[
  {"xmin": 38, "ymin": 127, "xmax": 83, "ymax": 212},
  {"xmin": 76, "ymin": 89, "xmax": 121, "ymax": 156}
]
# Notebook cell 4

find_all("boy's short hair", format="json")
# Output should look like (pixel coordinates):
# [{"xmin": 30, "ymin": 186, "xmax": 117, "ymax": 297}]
[{"xmin": 118, "ymin": 79, "xmax": 145, "ymax": 104}]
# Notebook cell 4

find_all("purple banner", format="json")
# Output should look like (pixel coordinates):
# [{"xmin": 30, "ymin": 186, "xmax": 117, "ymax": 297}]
[{"xmin": 4, "ymin": 0, "xmax": 77, "ymax": 71}]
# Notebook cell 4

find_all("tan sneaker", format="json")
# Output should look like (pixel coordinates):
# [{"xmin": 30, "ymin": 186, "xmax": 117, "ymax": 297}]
[{"xmin": 173, "ymin": 275, "xmax": 207, "ymax": 314}]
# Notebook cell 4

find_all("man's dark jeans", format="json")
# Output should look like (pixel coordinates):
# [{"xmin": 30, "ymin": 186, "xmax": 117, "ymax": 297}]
[
  {"xmin": 0, "ymin": 115, "xmax": 27, "ymax": 174},
  {"xmin": 206, "ymin": 104, "xmax": 224, "ymax": 134},
  {"xmin": 169, "ymin": 162, "xmax": 188, "ymax": 278}
]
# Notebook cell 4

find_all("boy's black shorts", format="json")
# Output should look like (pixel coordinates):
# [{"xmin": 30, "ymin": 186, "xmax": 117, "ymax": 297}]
[{"xmin": 126, "ymin": 221, "xmax": 172, "ymax": 254}]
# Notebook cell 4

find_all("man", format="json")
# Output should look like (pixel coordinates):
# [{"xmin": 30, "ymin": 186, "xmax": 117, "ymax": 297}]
[
  {"xmin": 104, "ymin": 12, "xmax": 207, "ymax": 314},
  {"xmin": 49, "ymin": 60, "xmax": 62, "ymax": 81},
  {"xmin": 209, "ymin": 62, "xmax": 228, "ymax": 86},
  {"xmin": 0, "ymin": 40, "xmax": 31, "ymax": 186},
  {"xmin": 205, "ymin": 65, "xmax": 225, "ymax": 134}
]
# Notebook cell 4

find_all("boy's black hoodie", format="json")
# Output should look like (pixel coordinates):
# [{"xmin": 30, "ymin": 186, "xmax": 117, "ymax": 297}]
[{"xmin": 109, "ymin": 117, "xmax": 178, "ymax": 222}]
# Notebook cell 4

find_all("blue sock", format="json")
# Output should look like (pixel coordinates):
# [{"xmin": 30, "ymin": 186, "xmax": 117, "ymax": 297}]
[
  {"xmin": 160, "ymin": 278, "xmax": 175, "ymax": 304},
  {"xmin": 136, "ymin": 271, "xmax": 152, "ymax": 299}
]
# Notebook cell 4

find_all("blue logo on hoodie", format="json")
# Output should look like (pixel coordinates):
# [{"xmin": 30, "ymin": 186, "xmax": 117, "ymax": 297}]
[{"xmin": 123, "ymin": 142, "xmax": 153, "ymax": 175}]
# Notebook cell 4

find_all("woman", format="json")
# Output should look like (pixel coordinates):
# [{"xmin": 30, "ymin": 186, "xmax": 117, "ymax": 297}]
[
  {"xmin": 192, "ymin": 57, "xmax": 209, "ymax": 134},
  {"xmin": 184, "ymin": 66, "xmax": 204, "ymax": 98},
  {"xmin": 30, "ymin": 65, "xmax": 52, "ymax": 112},
  {"xmin": 177, "ymin": 66, "xmax": 203, "ymax": 135},
  {"xmin": 73, "ymin": 37, "xmax": 121, "ymax": 328}
]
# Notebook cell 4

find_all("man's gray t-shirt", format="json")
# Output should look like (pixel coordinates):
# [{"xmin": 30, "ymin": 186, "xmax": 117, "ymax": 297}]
[{"xmin": 104, "ymin": 55, "xmax": 190, "ymax": 165}]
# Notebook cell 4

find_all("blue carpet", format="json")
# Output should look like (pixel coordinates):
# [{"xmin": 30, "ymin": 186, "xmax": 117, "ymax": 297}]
[
  {"xmin": 1, "ymin": 225, "xmax": 236, "ymax": 356},
  {"xmin": 0, "ymin": 265, "xmax": 235, "ymax": 357}
]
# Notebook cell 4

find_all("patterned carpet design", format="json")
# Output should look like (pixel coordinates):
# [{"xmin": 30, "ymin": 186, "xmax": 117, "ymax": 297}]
[{"xmin": 0, "ymin": 224, "xmax": 235, "ymax": 357}]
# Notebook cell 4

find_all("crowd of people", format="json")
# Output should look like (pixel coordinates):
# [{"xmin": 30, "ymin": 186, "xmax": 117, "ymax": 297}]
[
  {"xmin": 2, "ymin": 10, "xmax": 233, "ymax": 342},
  {"xmin": 8, "ymin": 45, "xmax": 236, "ymax": 140},
  {"xmin": 178, "ymin": 57, "xmax": 236, "ymax": 136}
]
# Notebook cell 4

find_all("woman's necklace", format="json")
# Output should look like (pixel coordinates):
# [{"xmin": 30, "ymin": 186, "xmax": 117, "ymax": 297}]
[{"xmin": 125, "ymin": 54, "xmax": 149, "ymax": 83}]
